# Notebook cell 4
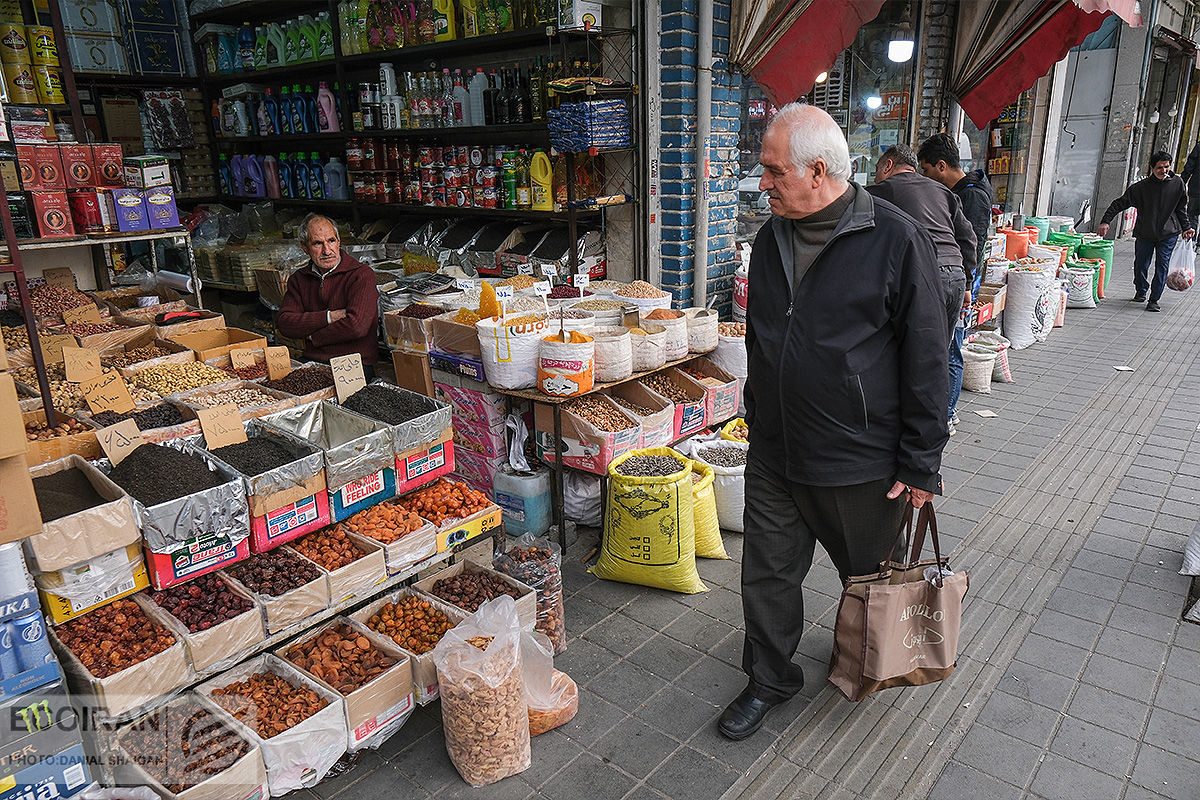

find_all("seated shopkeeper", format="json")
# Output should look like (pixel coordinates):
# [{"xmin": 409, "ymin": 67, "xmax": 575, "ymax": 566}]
[{"xmin": 277, "ymin": 213, "xmax": 380, "ymax": 380}]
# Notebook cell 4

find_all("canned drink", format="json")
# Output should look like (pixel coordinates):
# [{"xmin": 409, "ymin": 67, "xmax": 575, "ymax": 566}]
[
  {"xmin": 33, "ymin": 63, "xmax": 62, "ymax": 104},
  {"xmin": 27, "ymin": 26, "xmax": 57, "ymax": 66},
  {"xmin": 0, "ymin": 624, "xmax": 18, "ymax": 679},
  {"xmin": 0, "ymin": 23, "xmax": 29, "ymax": 64},
  {"xmin": 443, "ymin": 165, "xmax": 461, "ymax": 189},
  {"xmin": 417, "ymin": 146, "xmax": 434, "ymax": 168},
  {"xmin": 1, "ymin": 62, "xmax": 36, "ymax": 103},
  {"xmin": 419, "ymin": 166, "xmax": 438, "ymax": 186},
  {"xmin": 11, "ymin": 613, "xmax": 53, "ymax": 672},
  {"xmin": 443, "ymin": 147, "xmax": 457, "ymax": 168},
  {"xmin": 450, "ymin": 189, "xmax": 470, "ymax": 207},
  {"xmin": 429, "ymin": 146, "xmax": 443, "ymax": 166}
]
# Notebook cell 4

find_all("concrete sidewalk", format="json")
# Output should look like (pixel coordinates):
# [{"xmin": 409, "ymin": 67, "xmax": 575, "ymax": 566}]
[{"xmin": 304, "ymin": 241, "xmax": 1200, "ymax": 800}]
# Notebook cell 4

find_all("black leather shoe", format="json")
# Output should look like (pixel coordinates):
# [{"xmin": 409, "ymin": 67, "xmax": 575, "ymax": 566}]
[
  {"xmin": 1133, "ymin": 293, "xmax": 1147, "ymax": 302},
  {"xmin": 718, "ymin": 688, "xmax": 777, "ymax": 740},
  {"xmin": 1147, "ymin": 301, "xmax": 1161, "ymax": 312}
]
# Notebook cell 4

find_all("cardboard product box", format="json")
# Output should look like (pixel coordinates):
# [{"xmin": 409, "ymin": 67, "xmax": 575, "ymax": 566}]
[
  {"xmin": 49, "ymin": 610, "xmax": 190, "ymax": 720},
  {"xmin": 124, "ymin": 0, "xmax": 180, "ymax": 26},
  {"xmin": 94, "ymin": 286, "xmax": 186, "ymax": 323},
  {"xmin": 168, "ymin": 328, "xmax": 268, "ymax": 363},
  {"xmin": 414, "ymin": 560, "xmax": 536, "ymax": 630},
  {"xmin": 389, "ymin": 350, "xmax": 433, "ymax": 399},
  {"xmin": 64, "ymin": 316, "xmax": 151, "ymax": 352},
  {"xmin": 102, "ymin": 330, "xmax": 194, "ymax": 376},
  {"xmin": 143, "ymin": 528, "xmax": 250, "ymax": 590},
  {"xmin": 0, "ymin": 679, "xmax": 75, "ymax": 767},
  {"xmin": 25, "ymin": 456, "xmax": 139, "ymax": 573},
  {"xmin": 344, "ymin": 501, "xmax": 437, "ymax": 576},
  {"xmin": 0, "ymin": 454, "xmax": 40, "ymax": 546},
  {"xmin": 383, "ymin": 308, "xmax": 439, "ymax": 354},
  {"xmin": 27, "ymin": 191, "xmax": 75, "ymax": 238},
  {"xmin": 115, "ymin": 697, "xmax": 268, "ymax": 800},
  {"xmin": 0, "ymin": 373, "xmax": 24, "ymax": 459},
  {"xmin": 128, "ymin": 25, "xmax": 186, "ymax": 78},
  {"xmin": 67, "ymin": 187, "xmax": 118, "ymax": 233},
  {"xmin": 176, "ymin": 381, "xmax": 297, "ymax": 423},
  {"xmin": 637, "ymin": 368, "xmax": 709, "ymax": 441},
  {"xmin": 329, "ymin": 466, "xmax": 397, "ymax": 524},
  {"xmin": 427, "ymin": 349, "xmax": 486, "ymax": 383},
  {"xmin": 194, "ymin": 654, "xmax": 346, "ymax": 796},
  {"xmin": 222, "ymin": 559, "xmax": 330, "ymax": 635},
  {"xmin": 681, "ymin": 357, "xmax": 741, "ymax": 426},
  {"xmin": 111, "ymin": 186, "xmax": 149, "ymax": 232},
  {"xmin": 533, "ymin": 395, "xmax": 639, "ymax": 475},
  {"xmin": 63, "ymin": 0, "xmax": 123, "ymax": 34},
  {"xmin": 605, "ymin": 382, "xmax": 674, "ymax": 448},
  {"xmin": 451, "ymin": 416, "xmax": 506, "ymax": 460},
  {"xmin": 395, "ymin": 429, "xmax": 454, "ymax": 495},
  {"xmin": 350, "ymin": 589, "xmax": 466, "ymax": 704},
  {"xmin": 0, "ymin": 742, "xmax": 90, "ymax": 800},
  {"xmin": 277, "ymin": 617, "xmax": 415, "ymax": 752},
  {"xmin": 451, "ymin": 448, "xmax": 503, "ymax": 493},
  {"xmin": 150, "ymin": 310, "xmax": 227, "ymax": 340},
  {"xmin": 0, "ymin": 158, "xmax": 18, "ymax": 196},
  {"xmin": 21, "ymin": 408, "xmax": 102, "ymax": 468},
  {"xmin": 431, "ymin": 500, "xmax": 502, "ymax": 553},
  {"xmin": 429, "ymin": 313, "xmax": 482, "ymax": 359},
  {"xmin": 135, "ymin": 586, "xmax": 263, "ymax": 675},
  {"xmin": 34, "ymin": 543, "xmax": 150, "ymax": 625},
  {"xmin": 0, "ymin": 595, "xmax": 62, "ymax": 700},
  {"xmin": 123, "ymin": 154, "xmax": 170, "ymax": 189},
  {"xmin": 31, "ymin": 145, "xmax": 64, "ymax": 190},
  {"xmin": 59, "ymin": 143, "xmax": 96, "ymax": 189},
  {"xmin": 249, "ymin": 492, "xmax": 330, "ymax": 554},
  {"xmin": 14, "ymin": 145, "xmax": 37, "ymax": 190},
  {"xmin": 143, "ymin": 185, "xmax": 180, "ymax": 229},
  {"xmin": 286, "ymin": 534, "xmax": 387, "ymax": 607},
  {"xmin": 91, "ymin": 143, "xmax": 125, "ymax": 187}
]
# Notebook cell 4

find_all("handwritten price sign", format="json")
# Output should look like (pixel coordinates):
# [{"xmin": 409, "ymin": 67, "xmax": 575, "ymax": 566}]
[
  {"xmin": 97, "ymin": 419, "xmax": 144, "ymax": 466},
  {"xmin": 62, "ymin": 304, "xmax": 102, "ymax": 325},
  {"xmin": 265, "ymin": 346, "xmax": 291, "ymax": 381},
  {"xmin": 62, "ymin": 346, "xmax": 102, "ymax": 383},
  {"xmin": 229, "ymin": 348, "xmax": 259, "ymax": 369},
  {"xmin": 81, "ymin": 369, "xmax": 136, "ymax": 415},
  {"xmin": 331, "ymin": 353, "xmax": 366, "ymax": 403},
  {"xmin": 197, "ymin": 404, "xmax": 247, "ymax": 449}
]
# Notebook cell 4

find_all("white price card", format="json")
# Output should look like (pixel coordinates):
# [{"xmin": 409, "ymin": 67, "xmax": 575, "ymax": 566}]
[
  {"xmin": 533, "ymin": 281, "xmax": 552, "ymax": 296},
  {"xmin": 540, "ymin": 263, "xmax": 558, "ymax": 277},
  {"xmin": 454, "ymin": 278, "xmax": 476, "ymax": 290},
  {"xmin": 331, "ymin": 353, "xmax": 367, "ymax": 403},
  {"xmin": 573, "ymin": 273, "xmax": 590, "ymax": 288},
  {"xmin": 973, "ymin": 410, "xmax": 999, "ymax": 418},
  {"xmin": 518, "ymin": 263, "xmax": 534, "ymax": 275},
  {"xmin": 494, "ymin": 285, "xmax": 515, "ymax": 301}
]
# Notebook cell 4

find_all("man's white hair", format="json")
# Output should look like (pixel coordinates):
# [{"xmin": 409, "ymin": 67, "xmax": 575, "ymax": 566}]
[{"xmin": 768, "ymin": 103, "xmax": 852, "ymax": 183}]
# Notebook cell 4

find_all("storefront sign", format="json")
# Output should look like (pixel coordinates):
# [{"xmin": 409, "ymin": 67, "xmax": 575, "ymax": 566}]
[{"xmin": 874, "ymin": 92, "xmax": 910, "ymax": 121}]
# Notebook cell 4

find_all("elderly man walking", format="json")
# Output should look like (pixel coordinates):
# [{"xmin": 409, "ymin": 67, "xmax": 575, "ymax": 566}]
[{"xmin": 719, "ymin": 105, "xmax": 949, "ymax": 740}]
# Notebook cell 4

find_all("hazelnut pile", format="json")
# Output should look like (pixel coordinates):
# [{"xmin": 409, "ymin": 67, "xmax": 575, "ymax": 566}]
[
  {"xmin": 366, "ymin": 596, "xmax": 454, "ymax": 655},
  {"xmin": 226, "ymin": 550, "xmax": 322, "ymax": 597},
  {"xmin": 119, "ymin": 702, "xmax": 251, "ymax": 793},
  {"xmin": 55, "ymin": 599, "xmax": 177, "ymax": 678},
  {"xmin": 283, "ymin": 624, "xmax": 398, "ymax": 694},
  {"xmin": 148, "ymin": 574, "xmax": 255, "ymax": 633},
  {"xmin": 208, "ymin": 672, "xmax": 329, "ymax": 739},
  {"xmin": 429, "ymin": 569, "xmax": 521, "ymax": 614},
  {"xmin": 290, "ymin": 526, "xmax": 367, "ymax": 571}
]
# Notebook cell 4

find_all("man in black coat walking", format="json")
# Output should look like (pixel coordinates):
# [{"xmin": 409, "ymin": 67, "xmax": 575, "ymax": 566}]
[
  {"xmin": 718, "ymin": 104, "xmax": 949, "ymax": 741},
  {"xmin": 1179, "ymin": 139, "xmax": 1200, "ymax": 230},
  {"xmin": 1098, "ymin": 151, "xmax": 1195, "ymax": 311}
]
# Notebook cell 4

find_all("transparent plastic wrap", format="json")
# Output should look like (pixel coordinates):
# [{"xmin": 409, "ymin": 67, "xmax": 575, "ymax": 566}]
[
  {"xmin": 184, "ymin": 419, "xmax": 325, "ymax": 505},
  {"xmin": 194, "ymin": 653, "xmax": 347, "ymax": 796},
  {"xmin": 520, "ymin": 629, "xmax": 578, "ymax": 735},
  {"xmin": 435, "ymin": 219, "xmax": 492, "ymax": 270},
  {"xmin": 528, "ymin": 229, "xmax": 604, "ymax": 277},
  {"xmin": 465, "ymin": 222, "xmax": 524, "ymax": 275},
  {"xmin": 402, "ymin": 219, "xmax": 454, "ymax": 275},
  {"xmin": 32, "ymin": 543, "xmax": 142, "ymax": 605},
  {"xmin": 94, "ymin": 439, "xmax": 250, "ymax": 557},
  {"xmin": 430, "ymin": 596, "xmax": 530, "ymax": 787},
  {"xmin": 259, "ymin": 400, "xmax": 393, "ymax": 489},
  {"xmin": 494, "ymin": 534, "xmax": 566, "ymax": 654}
]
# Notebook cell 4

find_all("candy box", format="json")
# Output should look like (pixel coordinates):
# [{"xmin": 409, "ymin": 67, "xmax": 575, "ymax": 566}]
[{"xmin": 111, "ymin": 187, "xmax": 149, "ymax": 232}]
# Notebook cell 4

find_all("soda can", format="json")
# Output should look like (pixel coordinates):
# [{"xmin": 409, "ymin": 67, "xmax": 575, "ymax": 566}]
[
  {"xmin": 469, "ymin": 147, "xmax": 485, "ymax": 168},
  {"xmin": 11, "ymin": 613, "xmax": 54, "ymax": 672},
  {"xmin": 443, "ymin": 147, "xmax": 458, "ymax": 168},
  {"xmin": 0, "ymin": 623, "xmax": 19, "ymax": 678},
  {"xmin": 417, "ymin": 146, "xmax": 434, "ymax": 168}
]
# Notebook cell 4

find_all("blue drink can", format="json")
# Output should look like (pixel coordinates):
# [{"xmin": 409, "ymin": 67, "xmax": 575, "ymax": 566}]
[
  {"xmin": 11, "ymin": 613, "xmax": 54, "ymax": 672},
  {"xmin": 0, "ymin": 623, "xmax": 18, "ymax": 678}
]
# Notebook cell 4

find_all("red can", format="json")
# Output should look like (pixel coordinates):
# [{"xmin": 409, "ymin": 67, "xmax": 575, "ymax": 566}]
[
  {"xmin": 360, "ymin": 179, "xmax": 378, "ymax": 204},
  {"xmin": 417, "ymin": 146, "xmax": 434, "ymax": 168},
  {"xmin": 67, "ymin": 188, "xmax": 116, "ymax": 233},
  {"xmin": 419, "ymin": 166, "xmax": 438, "ymax": 187},
  {"xmin": 443, "ymin": 166, "xmax": 461, "ymax": 189},
  {"xmin": 429, "ymin": 146, "xmax": 443, "ymax": 167},
  {"xmin": 429, "ymin": 186, "xmax": 447, "ymax": 206},
  {"xmin": 456, "ymin": 146, "xmax": 470, "ymax": 167},
  {"xmin": 477, "ymin": 187, "xmax": 498, "ymax": 209},
  {"xmin": 475, "ymin": 166, "xmax": 498, "ymax": 188},
  {"xmin": 404, "ymin": 181, "xmax": 422, "ymax": 203},
  {"xmin": 450, "ymin": 188, "xmax": 470, "ymax": 207},
  {"xmin": 346, "ymin": 139, "xmax": 363, "ymax": 170},
  {"xmin": 443, "ymin": 147, "xmax": 458, "ymax": 168},
  {"xmin": 469, "ymin": 147, "xmax": 485, "ymax": 168}
]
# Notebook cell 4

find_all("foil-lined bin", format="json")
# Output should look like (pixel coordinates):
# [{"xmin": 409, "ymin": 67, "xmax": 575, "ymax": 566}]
[{"xmin": 258, "ymin": 400, "xmax": 394, "ymax": 490}]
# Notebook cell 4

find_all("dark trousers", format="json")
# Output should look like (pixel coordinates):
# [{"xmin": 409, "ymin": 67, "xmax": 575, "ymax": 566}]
[
  {"xmin": 740, "ymin": 456, "xmax": 906, "ymax": 704},
  {"xmin": 1133, "ymin": 235, "xmax": 1178, "ymax": 302}
]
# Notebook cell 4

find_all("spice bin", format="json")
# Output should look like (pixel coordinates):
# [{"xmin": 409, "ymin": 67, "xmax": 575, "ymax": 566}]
[
  {"xmin": 195, "ymin": 654, "xmax": 347, "ymax": 795},
  {"xmin": 413, "ymin": 560, "xmax": 537, "ymax": 631},
  {"xmin": 22, "ymin": 408, "xmax": 101, "ymax": 466}
]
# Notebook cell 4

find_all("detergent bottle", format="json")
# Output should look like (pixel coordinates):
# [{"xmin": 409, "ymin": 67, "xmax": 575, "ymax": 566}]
[
  {"xmin": 265, "ymin": 21, "xmax": 286, "ymax": 66},
  {"xmin": 231, "ymin": 97, "xmax": 252, "ymax": 136},
  {"xmin": 293, "ymin": 153, "xmax": 310, "ymax": 199},
  {"xmin": 284, "ymin": 18, "xmax": 301, "ymax": 63},
  {"xmin": 217, "ymin": 153, "xmax": 232, "ymax": 196},
  {"xmin": 355, "ymin": 0, "xmax": 371, "ymax": 52},
  {"xmin": 210, "ymin": 99, "xmax": 222, "ymax": 138},
  {"xmin": 299, "ymin": 15, "xmax": 320, "ymax": 61},
  {"xmin": 229, "ymin": 154, "xmax": 247, "ymax": 197},
  {"xmin": 278, "ymin": 154, "xmax": 294, "ymax": 198},
  {"xmin": 460, "ymin": 0, "xmax": 482, "ymax": 36},
  {"xmin": 316, "ymin": 82, "xmax": 340, "ymax": 132},
  {"xmin": 308, "ymin": 153, "xmax": 325, "ymax": 199},
  {"xmin": 253, "ymin": 25, "xmax": 268, "ymax": 69},
  {"xmin": 324, "ymin": 156, "xmax": 349, "ymax": 200},
  {"xmin": 244, "ymin": 155, "xmax": 266, "ymax": 197},
  {"xmin": 339, "ymin": 1, "xmax": 357, "ymax": 55},
  {"xmin": 262, "ymin": 89, "xmax": 280, "ymax": 135},
  {"xmin": 531, "ymin": 149, "xmax": 552, "ymax": 211},
  {"xmin": 263, "ymin": 155, "xmax": 281, "ymax": 198},
  {"xmin": 432, "ymin": 0, "xmax": 457, "ymax": 40},
  {"xmin": 289, "ymin": 84, "xmax": 308, "ymax": 133},
  {"xmin": 317, "ymin": 11, "xmax": 335, "ymax": 57}
]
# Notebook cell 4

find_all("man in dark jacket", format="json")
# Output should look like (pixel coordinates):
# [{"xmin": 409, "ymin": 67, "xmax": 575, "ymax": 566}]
[
  {"xmin": 277, "ymin": 214, "xmax": 380, "ymax": 376},
  {"xmin": 870, "ymin": 143, "xmax": 976, "ymax": 434},
  {"xmin": 718, "ymin": 104, "xmax": 949, "ymax": 742},
  {"xmin": 1099, "ymin": 151, "xmax": 1195, "ymax": 311},
  {"xmin": 1179, "ymin": 140, "xmax": 1200, "ymax": 229},
  {"xmin": 918, "ymin": 133, "xmax": 993, "ymax": 427}
]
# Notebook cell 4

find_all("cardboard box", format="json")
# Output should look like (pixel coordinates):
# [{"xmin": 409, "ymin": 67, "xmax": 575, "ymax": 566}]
[
  {"xmin": 59, "ymin": 143, "xmax": 96, "ymax": 189},
  {"xmin": 250, "ymin": 492, "xmax": 330, "ymax": 553},
  {"xmin": 91, "ymin": 143, "xmax": 125, "ymax": 186},
  {"xmin": 136, "ymin": 586, "xmax": 263, "ymax": 674},
  {"xmin": 395, "ymin": 429, "xmax": 454, "ymax": 495},
  {"xmin": 222, "ymin": 560, "xmax": 330, "ymax": 635},
  {"xmin": 176, "ymin": 381, "xmax": 297, "ymax": 423},
  {"xmin": 605, "ymin": 382, "xmax": 673, "ymax": 448},
  {"xmin": 0, "ymin": 373, "xmax": 24, "ymax": 459},
  {"xmin": 102, "ymin": 330, "xmax": 194, "ymax": 376},
  {"xmin": 534, "ymin": 395, "xmax": 639, "ymax": 475},
  {"xmin": 67, "ymin": 188, "xmax": 118, "ymax": 233},
  {"xmin": 34, "ymin": 543, "xmax": 150, "ymax": 624},
  {"xmin": 451, "ymin": 417, "xmax": 505, "ymax": 460},
  {"xmin": 63, "ymin": 0, "xmax": 123, "ymax": 34},
  {"xmin": 168, "ymin": 328, "xmax": 268, "ymax": 363},
  {"xmin": 329, "ymin": 467, "xmax": 397, "ymax": 524},
  {"xmin": 25, "ymin": 456, "xmax": 139, "ymax": 572},
  {"xmin": 111, "ymin": 187, "xmax": 149, "ymax": 232},
  {"xmin": 0, "ymin": 679, "xmax": 74, "ymax": 758},
  {"xmin": 413, "ymin": 560, "xmax": 536, "ymax": 630},
  {"xmin": 143, "ymin": 529, "xmax": 250, "ymax": 590},
  {"xmin": 681, "ymin": 357, "xmax": 740, "ymax": 426},
  {"xmin": 433, "ymin": 371, "xmax": 516, "ymax": 428},
  {"xmin": 14, "ymin": 145, "xmax": 37, "ymax": 189},
  {"xmin": 50, "ymin": 612, "xmax": 190, "ymax": 719},
  {"xmin": 383, "ymin": 308, "xmax": 439, "ymax": 354},
  {"xmin": 0, "ymin": 742, "xmax": 89, "ymax": 800},
  {"xmin": 345, "ymin": 501, "xmax": 438, "ymax": 576},
  {"xmin": 123, "ymin": 154, "xmax": 170, "ymax": 189},
  {"xmin": 0, "ymin": 455, "xmax": 39, "ymax": 545},
  {"xmin": 28, "ymin": 191, "xmax": 75, "ymax": 238},
  {"xmin": 115, "ymin": 697, "xmax": 268, "ymax": 800},
  {"xmin": 432, "ymin": 501, "xmax": 502, "ymax": 553},
  {"xmin": 94, "ymin": 286, "xmax": 186, "ymax": 323},
  {"xmin": 31, "ymin": 145, "xmax": 64, "ymax": 190},
  {"xmin": 429, "ymin": 313, "xmax": 482, "ymax": 358},
  {"xmin": 63, "ymin": 316, "xmax": 151, "ymax": 352},
  {"xmin": 288, "ymin": 535, "xmax": 386, "ymax": 606},
  {"xmin": 128, "ymin": 26, "xmax": 186, "ymax": 77},
  {"xmin": 194, "ymin": 654, "xmax": 346, "ymax": 796},
  {"xmin": 350, "ymin": 589, "xmax": 466, "ymax": 704},
  {"xmin": 143, "ymin": 184, "xmax": 180, "ymax": 229},
  {"xmin": 124, "ymin": 0, "xmax": 180, "ymax": 26},
  {"xmin": 278, "ymin": 618, "xmax": 414, "ymax": 752},
  {"xmin": 452, "ymin": 448, "xmax": 503, "ymax": 492},
  {"xmin": 638, "ymin": 369, "xmax": 709, "ymax": 441},
  {"xmin": 150, "ymin": 310, "xmax": 227, "ymax": 340},
  {"xmin": 0, "ymin": 595, "xmax": 62, "ymax": 700}
]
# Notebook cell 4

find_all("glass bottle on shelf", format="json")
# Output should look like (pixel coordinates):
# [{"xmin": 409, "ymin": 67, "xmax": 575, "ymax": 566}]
[
  {"xmin": 530, "ymin": 57, "xmax": 545, "ymax": 121},
  {"xmin": 509, "ymin": 64, "xmax": 527, "ymax": 123},
  {"xmin": 441, "ymin": 68, "xmax": 456, "ymax": 127},
  {"xmin": 515, "ymin": 148, "xmax": 532, "ymax": 209},
  {"xmin": 483, "ymin": 69, "xmax": 499, "ymax": 126}
]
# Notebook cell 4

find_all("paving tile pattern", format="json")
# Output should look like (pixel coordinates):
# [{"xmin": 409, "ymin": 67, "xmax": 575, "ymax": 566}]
[{"xmin": 296, "ymin": 244, "xmax": 1200, "ymax": 800}]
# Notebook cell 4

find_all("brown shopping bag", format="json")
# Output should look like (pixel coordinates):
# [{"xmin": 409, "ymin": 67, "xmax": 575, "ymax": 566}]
[{"xmin": 828, "ymin": 504, "xmax": 969, "ymax": 701}]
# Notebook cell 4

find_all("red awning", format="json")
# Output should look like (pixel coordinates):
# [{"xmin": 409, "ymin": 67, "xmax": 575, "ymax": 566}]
[
  {"xmin": 731, "ymin": 0, "xmax": 886, "ymax": 106},
  {"xmin": 954, "ymin": 0, "xmax": 1141, "ymax": 128}
]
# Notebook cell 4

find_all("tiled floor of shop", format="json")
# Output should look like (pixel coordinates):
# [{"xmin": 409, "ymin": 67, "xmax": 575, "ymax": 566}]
[{"xmin": 298, "ymin": 241, "xmax": 1200, "ymax": 800}]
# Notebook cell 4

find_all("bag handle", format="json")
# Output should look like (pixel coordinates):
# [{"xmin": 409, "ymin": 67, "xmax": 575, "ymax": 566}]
[
  {"xmin": 892, "ymin": 504, "xmax": 916, "ymax": 562},
  {"xmin": 907, "ymin": 504, "xmax": 946, "ymax": 584}
]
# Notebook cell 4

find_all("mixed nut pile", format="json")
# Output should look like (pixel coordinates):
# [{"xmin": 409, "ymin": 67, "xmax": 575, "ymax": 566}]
[
  {"xmin": 132, "ymin": 363, "xmax": 231, "ymax": 395},
  {"xmin": 564, "ymin": 396, "xmax": 633, "ymax": 432}
]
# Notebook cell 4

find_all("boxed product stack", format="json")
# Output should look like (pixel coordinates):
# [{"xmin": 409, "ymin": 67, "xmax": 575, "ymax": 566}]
[
  {"xmin": 13, "ymin": 141, "xmax": 125, "ymax": 238},
  {"xmin": 62, "ymin": 0, "xmax": 130, "ymax": 75},
  {"xmin": 433, "ymin": 368, "xmax": 512, "ymax": 496}
]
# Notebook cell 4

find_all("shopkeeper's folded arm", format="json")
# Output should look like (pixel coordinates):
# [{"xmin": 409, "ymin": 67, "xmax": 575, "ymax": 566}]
[
  {"xmin": 309, "ymin": 270, "xmax": 378, "ymax": 347},
  {"xmin": 276, "ymin": 278, "xmax": 329, "ymax": 338}
]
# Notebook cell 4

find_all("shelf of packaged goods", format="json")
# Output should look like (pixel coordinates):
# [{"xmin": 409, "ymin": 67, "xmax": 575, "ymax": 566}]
[
  {"xmin": 205, "ymin": 59, "xmax": 340, "ymax": 87},
  {"xmin": 355, "ymin": 202, "xmax": 600, "ymax": 219},
  {"xmin": 0, "ymin": 229, "xmax": 190, "ymax": 254},
  {"xmin": 349, "ymin": 122, "xmax": 551, "ymax": 140},
  {"xmin": 191, "ymin": 0, "xmax": 330, "ymax": 26},
  {"xmin": 219, "ymin": 197, "xmax": 355, "ymax": 211},
  {"xmin": 74, "ymin": 73, "xmax": 201, "ymax": 88},
  {"xmin": 337, "ymin": 28, "xmax": 556, "ymax": 70},
  {"xmin": 214, "ymin": 132, "xmax": 349, "ymax": 145}
]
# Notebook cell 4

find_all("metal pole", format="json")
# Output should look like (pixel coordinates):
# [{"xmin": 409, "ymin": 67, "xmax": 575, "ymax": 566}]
[
  {"xmin": 692, "ymin": 0, "xmax": 714, "ymax": 308},
  {"xmin": 47, "ymin": 0, "xmax": 87, "ymax": 140}
]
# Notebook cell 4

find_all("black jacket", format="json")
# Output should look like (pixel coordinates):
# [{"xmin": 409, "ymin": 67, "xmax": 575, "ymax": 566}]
[
  {"xmin": 1100, "ymin": 174, "xmax": 1188, "ymax": 241},
  {"xmin": 952, "ymin": 170, "xmax": 993, "ymax": 260},
  {"xmin": 867, "ymin": 171, "xmax": 978, "ymax": 283},
  {"xmin": 744, "ymin": 185, "xmax": 949, "ymax": 493},
  {"xmin": 1181, "ymin": 142, "xmax": 1200, "ymax": 197}
]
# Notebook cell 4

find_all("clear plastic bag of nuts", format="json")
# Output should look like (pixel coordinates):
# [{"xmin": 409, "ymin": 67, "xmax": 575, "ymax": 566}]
[
  {"xmin": 430, "ymin": 596, "xmax": 530, "ymax": 787},
  {"xmin": 493, "ymin": 533, "xmax": 567, "ymax": 654}
]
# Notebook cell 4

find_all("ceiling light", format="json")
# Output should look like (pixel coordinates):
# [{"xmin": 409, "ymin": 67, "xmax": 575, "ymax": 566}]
[
  {"xmin": 866, "ymin": 94, "xmax": 882, "ymax": 110},
  {"xmin": 815, "ymin": 71, "xmax": 829, "ymax": 83},
  {"xmin": 888, "ymin": 24, "xmax": 914, "ymax": 63},
  {"xmin": 1150, "ymin": 109, "xmax": 1160, "ymax": 123}
]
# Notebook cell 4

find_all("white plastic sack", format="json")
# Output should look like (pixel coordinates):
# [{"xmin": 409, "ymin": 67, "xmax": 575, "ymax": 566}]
[
  {"xmin": 1065, "ymin": 267, "xmax": 1097, "ymax": 308},
  {"xmin": 476, "ymin": 316, "xmax": 551, "ymax": 390},
  {"xmin": 630, "ymin": 324, "xmax": 668, "ymax": 372},
  {"xmin": 592, "ymin": 326, "xmax": 633, "ymax": 382},
  {"xmin": 641, "ymin": 312, "xmax": 688, "ymax": 361},
  {"xmin": 1181, "ymin": 523, "xmax": 1200, "ymax": 576},
  {"xmin": 684, "ymin": 308, "xmax": 719, "ymax": 353},
  {"xmin": 708, "ymin": 333, "xmax": 747, "ymax": 415},
  {"xmin": 733, "ymin": 262, "xmax": 748, "ymax": 323},
  {"xmin": 1167, "ymin": 242, "xmax": 1195, "ymax": 291},
  {"xmin": 984, "ymin": 259, "xmax": 1010, "ymax": 285},
  {"xmin": 1004, "ymin": 268, "xmax": 1058, "ymax": 350},
  {"xmin": 973, "ymin": 330, "xmax": 1014, "ymax": 383},
  {"xmin": 692, "ymin": 440, "xmax": 748, "ymax": 533},
  {"xmin": 962, "ymin": 344, "xmax": 996, "ymax": 393},
  {"xmin": 564, "ymin": 470, "xmax": 601, "ymax": 526}
]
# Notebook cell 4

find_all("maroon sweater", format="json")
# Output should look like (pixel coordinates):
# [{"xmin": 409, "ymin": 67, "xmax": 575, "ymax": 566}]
[{"xmin": 276, "ymin": 252, "xmax": 380, "ymax": 365}]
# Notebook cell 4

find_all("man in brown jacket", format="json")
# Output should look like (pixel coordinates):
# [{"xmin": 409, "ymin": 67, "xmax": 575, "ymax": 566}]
[{"xmin": 277, "ymin": 214, "xmax": 380, "ymax": 377}]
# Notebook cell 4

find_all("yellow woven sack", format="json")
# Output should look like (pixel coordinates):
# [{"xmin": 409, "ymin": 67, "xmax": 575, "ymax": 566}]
[
  {"xmin": 590, "ymin": 447, "xmax": 708, "ymax": 594},
  {"xmin": 720, "ymin": 417, "xmax": 748, "ymax": 442},
  {"xmin": 691, "ymin": 462, "xmax": 727, "ymax": 559}
]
